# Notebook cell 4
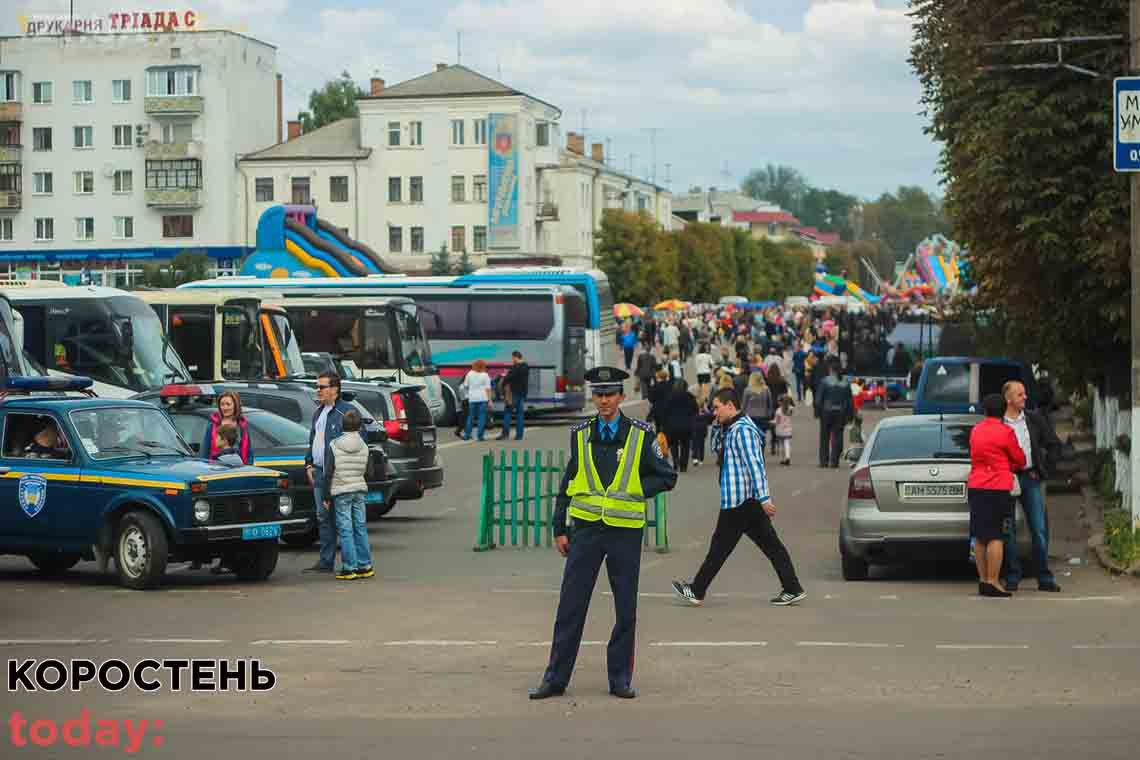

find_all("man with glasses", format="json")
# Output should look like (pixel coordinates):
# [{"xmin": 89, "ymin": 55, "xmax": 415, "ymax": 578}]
[
  {"xmin": 303, "ymin": 372, "xmax": 356, "ymax": 574},
  {"xmin": 529, "ymin": 366, "xmax": 676, "ymax": 701}
]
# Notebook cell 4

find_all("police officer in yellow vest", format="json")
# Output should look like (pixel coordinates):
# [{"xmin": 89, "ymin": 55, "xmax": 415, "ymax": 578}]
[{"xmin": 529, "ymin": 366, "xmax": 677, "ymax": 700}]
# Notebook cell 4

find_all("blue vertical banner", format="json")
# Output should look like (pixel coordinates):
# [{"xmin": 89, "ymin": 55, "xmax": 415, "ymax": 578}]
[{"xmin": 488, "ymin": 113, "xmax": 520, "ymax": 248}]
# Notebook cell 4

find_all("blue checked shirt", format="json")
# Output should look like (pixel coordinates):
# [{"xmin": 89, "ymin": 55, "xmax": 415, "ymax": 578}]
[{"xmin": 712, "ymin": 414, "xmax": 770, "ymax": 510}]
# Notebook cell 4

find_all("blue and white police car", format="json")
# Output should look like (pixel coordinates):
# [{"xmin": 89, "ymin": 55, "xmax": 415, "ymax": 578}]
[{"xmin": 0, "ymin": 376, "xmax": 309, "ymax": 589}]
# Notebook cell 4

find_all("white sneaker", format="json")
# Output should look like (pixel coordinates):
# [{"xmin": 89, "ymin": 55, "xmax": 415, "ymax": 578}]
[{"xmin": 671, "ymin": 580, "xmax": 703, "ymax": 606}]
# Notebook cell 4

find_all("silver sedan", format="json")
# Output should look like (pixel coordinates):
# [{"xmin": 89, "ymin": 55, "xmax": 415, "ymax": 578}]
[{"xmin": 839, "ymin": 414, "xmax": 1028, "ymax": 580}]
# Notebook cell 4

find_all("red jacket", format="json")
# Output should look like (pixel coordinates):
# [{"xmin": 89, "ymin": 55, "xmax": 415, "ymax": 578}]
[{"xmin": 967, "ymin": 417, "xmax": 1026, "ymax": 491}]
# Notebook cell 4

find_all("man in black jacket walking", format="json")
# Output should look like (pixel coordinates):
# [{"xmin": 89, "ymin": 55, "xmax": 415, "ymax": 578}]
[
  {"xmin": 814, "ymin": 360, "xmax": 852, "ymax": 468},
  {"xmin": 1001, "ymin": 380, "xmax": 1064, "ymax": 592},
  {"xmin": 498, "ymin": 351, "xmax": 530, "ymax": 441}
]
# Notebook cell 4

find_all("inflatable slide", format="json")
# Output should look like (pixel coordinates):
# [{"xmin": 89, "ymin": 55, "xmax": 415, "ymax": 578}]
[{"xmin": 241, "ymin": 205, "xmax": 400, "ymax": 278}]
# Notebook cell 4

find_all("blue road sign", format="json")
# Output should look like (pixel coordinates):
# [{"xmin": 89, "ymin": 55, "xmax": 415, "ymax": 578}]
[{"xmin": 1114, "ymin": 77, "xmax": 1140, "ymax": 172}]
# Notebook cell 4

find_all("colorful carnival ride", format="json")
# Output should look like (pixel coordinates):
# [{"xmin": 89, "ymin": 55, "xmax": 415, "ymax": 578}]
[
  {"xmin": 810, "ymin": 234, "xmax": 968, "ymax": 305},
  {"xmin": 240, "ymin": 205, "xmax": 399, "ymax": 278}
]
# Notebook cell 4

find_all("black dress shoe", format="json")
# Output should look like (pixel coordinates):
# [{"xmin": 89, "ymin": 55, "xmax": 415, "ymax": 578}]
[
  {"xmin": 609, "ymin": 685, "xmax": 637, "ymax": 699},
  {"xmin": 1038, "ymin": 582, "xmax": 1062, "ymax": 592},
  {"xmin": 528, "ymin": 682, "xmax": 565, "ymax": 700}
]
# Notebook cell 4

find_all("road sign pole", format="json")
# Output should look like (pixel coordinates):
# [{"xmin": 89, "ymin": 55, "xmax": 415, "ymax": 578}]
[{"xmin": 1132, "ymin": 0, "xmax": 1140, "ymax": 527}]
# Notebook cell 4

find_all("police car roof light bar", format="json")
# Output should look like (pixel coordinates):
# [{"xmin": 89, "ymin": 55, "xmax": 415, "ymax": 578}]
[
  {"xmin": 159, "ymin": 384, "xmax": 219, "ymax": 398},
  {"xmin": 2, "ymin": 376, "xmax": 95, "ymax": 393}
]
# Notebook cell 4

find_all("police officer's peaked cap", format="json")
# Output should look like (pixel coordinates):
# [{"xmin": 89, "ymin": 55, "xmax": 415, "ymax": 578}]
[{"xmin": 585, "ymin": 366, "xmax": 628, "ymax": 394}]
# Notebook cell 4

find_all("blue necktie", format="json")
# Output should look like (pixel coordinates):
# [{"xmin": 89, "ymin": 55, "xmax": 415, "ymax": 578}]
[{"xmin": 602, "ymin": 425, "xmax": 613, "ymax": 442}]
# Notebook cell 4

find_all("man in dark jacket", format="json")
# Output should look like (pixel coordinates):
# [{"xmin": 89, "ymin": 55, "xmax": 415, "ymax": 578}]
[
  {"xmin": 814, "ymin": 359, "xmax": 852, "ymax": 468},
  {"xmin": 1001, "ymin": 380, "xmax": 1064, "ymax": 592},
  {"xmin": 498, "ymin": 351, "xmax": 530, "ymax": 441},
  {"xmin": 303, "ymin": 372, "xmax": 356, "ymax": 574},
  {"xmin": 634, "ymin": 350, "xmax": 657, "ymax": 401}
]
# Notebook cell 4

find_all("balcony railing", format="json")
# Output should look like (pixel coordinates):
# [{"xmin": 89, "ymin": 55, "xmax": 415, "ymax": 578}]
[
  {"xmin": 144, "ymin": 140, "xmax": 202, "ymax": 160},
  {"xmin": 0, "ymin": 102, "xmax": 22, "ymax": 122},
  {"xmin": 145, "ymin": 188, "xmax": 202, "ymax": 208},
  {"xmin": 536, "ymin": 202, "xmax": 559, "ymax": 221},
  {"xmin": 0, "ymin": 192, "xmax": 21, "ymax": 210},
  {"xmin": 144, "ymin": 95, "xmax": 204, "ymax": 116},
  {"xmin": 0, "ymin": 144, "xmax": 21, "ymax": 163}
]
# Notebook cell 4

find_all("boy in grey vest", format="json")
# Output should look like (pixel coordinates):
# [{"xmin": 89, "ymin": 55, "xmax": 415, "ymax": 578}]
[{"xmin": 322, "ymin": 409, "xmax": 374, "ymax": 580}]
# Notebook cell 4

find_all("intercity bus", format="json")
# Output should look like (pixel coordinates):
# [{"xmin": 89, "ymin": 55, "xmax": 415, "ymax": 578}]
[{"xmin": 3, "ymin": 282, "xmax": 192, "ymax": 397}]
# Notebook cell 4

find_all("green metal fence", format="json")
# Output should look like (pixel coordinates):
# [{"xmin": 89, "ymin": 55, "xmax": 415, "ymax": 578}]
[{"xmin": 473, "ymin": 449, "xmax": 669, "ymax": 553}]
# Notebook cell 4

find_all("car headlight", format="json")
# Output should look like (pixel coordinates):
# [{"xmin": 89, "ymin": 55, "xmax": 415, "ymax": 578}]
[
  {"xmin": 193, "ymin": 499, "xmax": 211, "ymax": 523},
  {"xmin": 278, "ymin": 494, "xmax": 293, "ymax": 516}
]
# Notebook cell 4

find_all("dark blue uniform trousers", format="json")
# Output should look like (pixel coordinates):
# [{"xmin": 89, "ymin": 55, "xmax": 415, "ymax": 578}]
[{"xmin": 544, "ymin": 523, "xmax": 643, "ymax": 691}]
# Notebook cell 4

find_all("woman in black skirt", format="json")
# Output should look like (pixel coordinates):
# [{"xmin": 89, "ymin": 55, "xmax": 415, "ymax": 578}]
[{"xmin": 966, "ymin": 393, "xmax": 1027, "ymax": 597}]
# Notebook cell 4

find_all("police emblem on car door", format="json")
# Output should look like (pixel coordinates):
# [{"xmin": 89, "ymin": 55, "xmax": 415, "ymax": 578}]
[{"xmin": 18, "ymin": 474, "xmax": 48, "ymax": 518}]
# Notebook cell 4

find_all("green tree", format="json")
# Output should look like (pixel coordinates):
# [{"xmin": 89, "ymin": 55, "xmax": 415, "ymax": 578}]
[
  {"xmin": 456, "ymin": 248, "xmax": 474, "ymax": 275},
  {"xmin": 136, "ymin": 251, "xmax": 211, "ymax": 288},
  {"xmin": 862, "ymin": 186, "xmax": 950, "ymax": 261},
  {"xmin": 741, "ymin": 164, "xmax": 808, "ymax": 213},
  {"xmin": 430, "ymin": 243, "xmax": 451, "ymax": 276},
  {"xmin": 297, "ymin": 71, "xmax": 365, "ymax": 133},
  {"xmin": 595, "ymin": 210, "xmax": 675, "ymax": 305},
  {"xmin": 910, "ymin": 0, "xmax": 1128, "ymax": 387},
  {"xmin": 751, "ymin": 239, "xmax": 814, "ymax": 300},
  {"xmin": 798, "ymin": 187, "xmax": 859, "ymax": 241}
]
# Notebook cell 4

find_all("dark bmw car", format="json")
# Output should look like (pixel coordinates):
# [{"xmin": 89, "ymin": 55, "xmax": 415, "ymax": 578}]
[{"xmin": 138, "ymin": 385, "xmax": 400, "ymax": 546}]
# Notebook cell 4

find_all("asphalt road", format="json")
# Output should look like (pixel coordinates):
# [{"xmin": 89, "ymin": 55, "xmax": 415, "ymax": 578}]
[{"xmin": 3, "ymin": 400, "xmax": 1139, "ymax": 759}]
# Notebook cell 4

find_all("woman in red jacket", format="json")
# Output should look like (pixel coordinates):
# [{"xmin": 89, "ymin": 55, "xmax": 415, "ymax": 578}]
[{"xmin": 968, "ymin": 393, "xmax": 1026, "ymax": 597}]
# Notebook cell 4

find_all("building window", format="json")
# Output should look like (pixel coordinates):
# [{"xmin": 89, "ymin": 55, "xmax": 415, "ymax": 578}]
[
  {"xmin": 290, "ymin": 177, "xmax": 310, "ymax": 204},
  {"xmin": 161, "ymin": 122, "xmax": 192, "ymax": 144},
  {"xmin": 0, "ymin": 124, "xmax": 16, "ymax": 147},
  {"xmin": 409, "ymin": 176, "xmax": 423, "ymax": 203},
  {"xmin": 389, "ymin": 226, "xmax": 402, "ymax": 253},
  {"xmin": 73, "ymin": 80, "xmax": 93, "ymax": 103},
  {"xmin": 113, "ymin": 170, "xmax": 133, "ymax": 194},
  {"xmin": 112, "ymin": 79, "xmax": 132, "ymax": 102},
  {"xmin": 113, "ymin": 124, "xmax": 133, "ymax": 148},
  {"xmin": 73, "ymin": 171, "xmax": 94, "ymax": 195},
  {"xmin": 162, "ymin": 215, "xmax": 194, "ymax": 238},
  {"xmin": 0, "ymin": 72, "xmax": 17, "ymax": 102},
  {"xmin": 473, "ymin": 225, "xmax": 487, "ymax": 253},
  {"xmin": 474, "ymin": 118, "xmax": 487, "ymax": 145},
  {"xmin": 0, "ymin": 218, "xmax": 11, "ymax": 242},
  {"xmin": 113, "ymin": 216, "xmax": 134, "ymax": 240},
  {"xmin": 0, "ymin": 164, "xmax": 19, "ymax": 194},
  {"xmin": 388, "ymin": 121, "xmax": 400, "ymax": 147},
  {"xmin": 473, "ymin": 174, "xmax": 487, "ymax": 202},
  {"xmin": 451, "ymin": 175, "xmax": 465, "ymax": 203},
  {"xmin": 33, "ymin": 127, "xmax": 52, "ymax": 151},
  {"xmin": 451, "ymin": 119, "xmax": 465, "ymax": 146},
  {"xmin": 255, "ymin": 177, "xmax": 273, "ymax": 202},
  {"xmin": 146, "ymin": 159, "xmax": 202, "ymax": 189},
  {"xmin": 32, "ymin": 172, "xmax": 52, "ymax": 195},
  {"xmin": 73, "ymin": 126, "xmax": 93, "ymax": 149},
  {"xmin": 451, "ymin": 226, "xmax": 465, "ymax": 253},
  {"xmin": 75, "ymin": 217, "xmax": 95, "ymax": 241},
  {"xmin": 146, "ymin": 67, "xmax": 197, "ymax": 96},
  {"xmin": 330, "ymin": 176, "xmax": 348, "ymax": 203},
  {"xmin": 411, "ymin": 226, "xmax": 424, "ymax": 253},
  {"xmin": 409, "ymin": 121, "xmax": 422, "ymax": 146},
  {"xmin": 35, "ymin": 218, "xmax": 54, "ymax": 242},
  {"xmin": 32, "ymin": 81, "xmax": 52, "ymax": 104},
  {"xmin": 388, "ymin": 177, "xmax": 401, "ymax": 203},
  {"xmin": 536, "ymin": 122, "xmax": 550, "ymax": 147}
]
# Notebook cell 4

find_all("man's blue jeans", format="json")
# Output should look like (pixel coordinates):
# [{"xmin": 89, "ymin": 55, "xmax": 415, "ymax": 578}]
[
  {"xmin": 313, "ymin": 466, "xmax": 336, "ymax": 570},
  {"xmin": 1004, "ymin": 472, "xmax": 1055, "ymax": 586},
  {"xmin": 333, "ymin": 491, "xmax": 372, "ymax": 571},
  {"xmin": 501, "ymin": 394, "xmax": 526, "ymax": 439}
]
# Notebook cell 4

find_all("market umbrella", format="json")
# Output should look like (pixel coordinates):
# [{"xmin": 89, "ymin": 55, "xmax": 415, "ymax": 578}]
[
  {"xmin": 613, "ymin": 303, "xmax": 644, "ymax": 319},
  {"xmin": 654, "ymin": 299, "xmax": 688, "ymax": 311}
]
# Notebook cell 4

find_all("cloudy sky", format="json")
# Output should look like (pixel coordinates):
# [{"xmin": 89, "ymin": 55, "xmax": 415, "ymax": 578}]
[{"xmin": 4, "ymin": 0, "xmax": 940, "ymax": 199}]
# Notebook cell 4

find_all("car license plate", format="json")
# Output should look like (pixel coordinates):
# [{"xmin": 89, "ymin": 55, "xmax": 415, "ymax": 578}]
[
  {"xmin": 241, "ymin": 524, "xmax": 282, "ymax": 540},
  {"xmin": 421, "ymin": 430, "xmax": 436, "ymax": 446},
  {"xmin": 365, "ymin": 491, "xmax": 385, "ymax": 504},
  {"xmin": 900, "ymin": 482, "xmax": 966, "ymax": 499}
]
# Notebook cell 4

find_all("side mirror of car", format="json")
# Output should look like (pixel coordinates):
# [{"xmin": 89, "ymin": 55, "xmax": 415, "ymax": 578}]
[{"xmin": 843, "ymin": 446, "xmax": 864, "ymax": 467}]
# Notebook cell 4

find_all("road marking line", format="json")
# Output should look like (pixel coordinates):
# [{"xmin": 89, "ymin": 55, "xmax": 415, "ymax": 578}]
[
  {"xmin": 651, "ymin": 641, "xmax": 768, "ymax": 647},
  {"xmin": 0, "ymin": 639, "xmax": 109, "ymax": 645},
  {"xmin": 791, "ymin": 490, "xmax": 803, "ymax": 497},
  {"xmin": 250, "ymin": 639, "xmax": 353, "ymax": 645},
  {"xmin": 936, "ymin": 644, "xmax": 1029, "ymax": 650},
  {"xmin": 383, "ymin": 640, "xmax": 498, "ymax": 646},
  {"xmin": 130, "ymin": 638, "xmax": 229, "ymax": 644},
  {"xmin": 879, "ymin": 594, "xmax": 899, "ymax": 600},
  {"xmin": 1072, "ymin": 644, "xmax": 1140, "ymax": 650},
  {"xmin": 437, "ymin": 440, "xmax": 469, "ymax": 450},
  {"xmin": 1035, "ymin": 596, "xmax": 1123, "ymax": 602},
  {"xmin": 796, "ymin": 641, "xmax": 894, "ymax": 649},
  {"xmin": 492, "ymin": 588, "xmax": 559, "ymax": 594}
]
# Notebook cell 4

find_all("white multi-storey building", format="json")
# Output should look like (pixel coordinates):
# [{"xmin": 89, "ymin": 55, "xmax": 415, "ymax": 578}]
[
  {"xmin": 0, "ymin": 29, "xmax": 277, "ymax": 285},
  {"xmin": 238, "ymin": 64, "xmax": 672, "ymax": 271}
]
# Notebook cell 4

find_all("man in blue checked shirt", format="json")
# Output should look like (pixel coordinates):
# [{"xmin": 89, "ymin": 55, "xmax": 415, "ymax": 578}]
[{"xmin": 672, "ymin": 387, "xmax": 806, "ymax": 607}]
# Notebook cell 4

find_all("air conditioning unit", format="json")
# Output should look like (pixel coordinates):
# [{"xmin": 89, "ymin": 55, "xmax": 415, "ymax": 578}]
[{"xmin": 135, "ymin": 123, "xmax": 149, "ymax": 147}]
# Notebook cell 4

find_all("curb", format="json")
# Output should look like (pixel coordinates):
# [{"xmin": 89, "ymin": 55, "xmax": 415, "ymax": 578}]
[
  {"xmin": 1093, "ymin": 544, "xmax": 1140, "ymax": 577},
  {"xmin": 1083, "ymin": 485, "xmax": 1140, "ymax": 578}
]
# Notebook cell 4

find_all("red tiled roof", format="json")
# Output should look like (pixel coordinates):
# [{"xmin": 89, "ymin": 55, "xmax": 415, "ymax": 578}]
[
  {"xmin": 732, "ymin": 210, "xmax": 800, "ymax": 225},
  {"xmin": 793, "ymin": 227, "xmax": 840, "ymax": 246}
]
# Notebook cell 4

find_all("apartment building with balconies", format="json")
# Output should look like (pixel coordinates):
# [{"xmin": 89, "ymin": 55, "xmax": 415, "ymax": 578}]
[{"xmin": 0, "ymin": 30, "xmax": 276, "ymax": 284}]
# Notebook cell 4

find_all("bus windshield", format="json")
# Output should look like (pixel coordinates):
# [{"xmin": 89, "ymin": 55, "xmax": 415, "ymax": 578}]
[
  {"xmin": 263, "ymin": 311, "xmax": 306, "ymax": 378},
  {"xmin": 32, "ymin": 296, "xmax": 191, "ymax": 391},
  {"xmin": 395, "ymin": 306, "xmax": 433, "ymax": 376},
  {"xmin": 0, "ymin": 297, "xmax": 22, "ymax": 377},
  {"xmin": 219, "ymin": 301, "xmax": 263, "ymax": 380}
]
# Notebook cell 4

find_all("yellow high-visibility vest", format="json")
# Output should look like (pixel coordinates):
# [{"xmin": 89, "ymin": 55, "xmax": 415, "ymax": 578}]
[{"xmin": 565, "ymin": 425, "xmax": 647, "ymax": 528}]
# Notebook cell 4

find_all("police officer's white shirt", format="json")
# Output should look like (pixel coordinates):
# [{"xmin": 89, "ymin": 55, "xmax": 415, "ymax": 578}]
[
  {"xmin": 1003, "ymin": 410, "xmax": 1033, "ymax": 469},
  {"xmin": 312, "ymin": 405, "xmax": 332, "ymax": 468}
]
